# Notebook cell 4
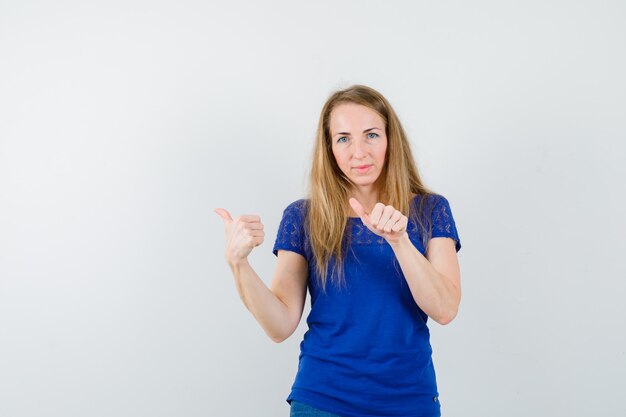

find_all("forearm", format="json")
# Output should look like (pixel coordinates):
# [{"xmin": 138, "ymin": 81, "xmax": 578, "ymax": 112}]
[
  {"xmin": 229, "ymin": 259, "xmax": 292, "ymax": 342},
  {"xmin": 388, "ymin": 234, "xmax": 460, "ymax": 324}
]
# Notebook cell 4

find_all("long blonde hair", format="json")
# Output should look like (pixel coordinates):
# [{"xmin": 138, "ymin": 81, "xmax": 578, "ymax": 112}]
[{"xmin": 307, "ymin": 84, "xmax": 438, "ymax": 291}]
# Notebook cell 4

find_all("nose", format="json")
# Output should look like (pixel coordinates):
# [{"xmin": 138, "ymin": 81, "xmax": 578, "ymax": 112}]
[{"xmin": 353, "ymin": 138, "xmax": 366, "ymax": 159}]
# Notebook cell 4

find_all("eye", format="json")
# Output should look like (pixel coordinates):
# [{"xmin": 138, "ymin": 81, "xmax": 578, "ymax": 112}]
[
  {"xmin": 367, "ymin": 132, "xmax": 379, "ymax": 139},
  {"xmin": 337, "ymin": 136, "xmax": 348, "ymax": 143}
]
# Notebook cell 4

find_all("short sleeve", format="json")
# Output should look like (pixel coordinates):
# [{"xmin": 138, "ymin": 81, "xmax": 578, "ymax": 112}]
[
  {"xmin": 272, "ymin": 199, "xmax": 308, "ymax": 258},
  {"xmin": 431, "ymin": 195, "xmax": 462, "ymax": 253}
]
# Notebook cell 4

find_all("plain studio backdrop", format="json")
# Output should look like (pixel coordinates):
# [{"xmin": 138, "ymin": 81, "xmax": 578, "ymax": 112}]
[{"xmin": 1, "ymin": 1, "xmax": 624, "ymax": 416}]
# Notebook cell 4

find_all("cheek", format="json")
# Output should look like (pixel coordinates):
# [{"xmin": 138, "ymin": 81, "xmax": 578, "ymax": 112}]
[
  {"xmin": 332, "ymin": 148, "xmax": 348, "ymax": 169},
  {"xmin": 378, "ymin": 143, "xmax": 388, "ymax": 165}
]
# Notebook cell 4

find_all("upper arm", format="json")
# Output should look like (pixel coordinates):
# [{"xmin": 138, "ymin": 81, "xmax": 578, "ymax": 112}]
[
  {"xmin": 426, "ymin": 193, "xmax": 462, "ymax": 296},
  {"xmin": 426, "ymin": 237, "xmax": 461, "ymax": 298},
  {"xmin": 269, "ymin": 249, "xmax": 309, "ymax": 337}
]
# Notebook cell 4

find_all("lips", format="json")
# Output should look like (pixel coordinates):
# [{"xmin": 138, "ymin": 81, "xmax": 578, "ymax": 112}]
[{"xmin": 353, "ymin": 164, "xmax": 373, "ymax": 174}]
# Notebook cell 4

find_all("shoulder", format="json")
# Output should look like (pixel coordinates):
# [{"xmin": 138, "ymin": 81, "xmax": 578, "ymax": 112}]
[
  {"xmin": 410, "ymin": 192, "xmax": 449, "ymax": 210},
  {"xmin": 278, "ymin": 198, "xmax": 310, "ymax": 225},
  {"xmin": 430, "ymin": 193, "xmax": 451, "ymax": 208},
  {"xmin": 282, "ymin": 198, "xmax": 310, "ymax": 215},
  {"xmin": 425, "ymin": 194, "xmax": 456, "ymax": 220},
  {"xmin": 409, "ymin": 193, "xmax": 457, "ymax": 226}
]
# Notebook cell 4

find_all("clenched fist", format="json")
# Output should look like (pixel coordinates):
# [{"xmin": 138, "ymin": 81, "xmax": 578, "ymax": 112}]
[
  {"xmin": 214, "ymin": 208, "xmax": 265, "ymax": 266},
  {"xmin": 349, "ymin": 198, "xmax": 408, "ymax": 244}
]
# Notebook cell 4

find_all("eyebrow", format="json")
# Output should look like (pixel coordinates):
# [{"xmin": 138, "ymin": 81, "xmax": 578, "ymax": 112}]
[{"xmin": 333, "ymin": 127, "xmax": 382, "ymax": 137}]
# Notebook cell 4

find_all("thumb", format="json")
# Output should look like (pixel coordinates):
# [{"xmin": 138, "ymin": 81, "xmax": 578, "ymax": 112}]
[
  {"xmin": 349, "ymin": 198, "xmax": 368, "ymax": 220},
  {"xmin": 214, "ymin": 208, "xmax": 233, "ymax": 224}
]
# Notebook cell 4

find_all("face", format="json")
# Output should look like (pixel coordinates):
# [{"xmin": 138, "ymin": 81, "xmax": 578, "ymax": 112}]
[{"xmin": 329, "ymin": 103, "xmax": 387, "ymax": 191}]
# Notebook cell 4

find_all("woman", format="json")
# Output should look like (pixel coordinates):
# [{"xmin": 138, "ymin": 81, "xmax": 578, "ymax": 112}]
[{"xmin": 215, "ymin": 84, "xmax": 462, "ymax": 417}]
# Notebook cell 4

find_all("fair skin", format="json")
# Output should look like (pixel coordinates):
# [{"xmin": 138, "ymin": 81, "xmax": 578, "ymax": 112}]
[
  {"xmin": 215, "ymin": 102, "xmax": 461, "ymax": 343},
  {"xmin": 332, "ymin": 103, "xmax": 461, "ymax": 324},
  {"xmin": 213, "ymin": 209, "xmax": 308, "ymax": 342},
  {"xmin": 330, "ymin": 102, "xmax": 388, "ymax": 215}
]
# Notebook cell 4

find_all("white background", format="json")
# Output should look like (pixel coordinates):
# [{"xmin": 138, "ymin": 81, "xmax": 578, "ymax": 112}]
[{"xmin": 1, "ymin": 1, "xmax": 625, "ymax": 416}]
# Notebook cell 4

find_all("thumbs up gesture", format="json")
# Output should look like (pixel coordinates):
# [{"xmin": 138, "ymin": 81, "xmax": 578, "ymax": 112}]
[
  {"xmin": 349, "ymin": 198, "xmax": 408, "ymax": 244},
  {"xmin": 214, "ymin": 208, "xmax": 265, "ymax": 266}
]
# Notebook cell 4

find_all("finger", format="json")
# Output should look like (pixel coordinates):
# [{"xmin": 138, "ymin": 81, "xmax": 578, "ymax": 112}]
[
  {"xmin": 245, "ymin": 222, "xmax": 264, "ymax": 230},
  {"xmin": 235, "ymin": 214, "xmax": 261, "ymax": 223},
  {"xmin": 369, "ymin": 203, "xmax": 385, "ymax": 225},
  {"xmin": 391, "ymin": 216, "xmax": 408, "ymax": 232},
  {"xmin": 349, "ymin": 198, "xmax": 367, "ymax": 218},
  {"xmin": 237, "ymin": 222, "xmax": 264, "ymax": 234},
  {"xmin": 247, "ymin": 230, "xmax": 265, "ymax": 237},
  {"xmin": 383, "ymin": 211, "xmax": 403, "ymax": 233},
  {"xmin": 251, "ymin": 236, "xmax": 264, "ymax": 247},
  {"xmin": 214, "ymin": 208, "xmax": 233, "ymax": 224},
  {"xmin": 377, "ymin": 205, "xmax": 397, "ymax": 230}
]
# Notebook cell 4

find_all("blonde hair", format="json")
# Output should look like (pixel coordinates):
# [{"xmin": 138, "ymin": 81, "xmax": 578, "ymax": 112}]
[{"xmin": 307, "ymin": 84, "xmax": 438, "ymax": 291}]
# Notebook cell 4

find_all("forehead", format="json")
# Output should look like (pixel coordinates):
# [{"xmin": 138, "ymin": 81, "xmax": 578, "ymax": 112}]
[{"xmin": 329, "ymin": 103, "xmax": 384, "ymax": 133}]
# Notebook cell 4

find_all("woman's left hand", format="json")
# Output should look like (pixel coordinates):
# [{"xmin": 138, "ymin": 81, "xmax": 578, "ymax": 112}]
[{"xmin": 349, "ymin": 198, "xmax": 408, "ymax": 244}]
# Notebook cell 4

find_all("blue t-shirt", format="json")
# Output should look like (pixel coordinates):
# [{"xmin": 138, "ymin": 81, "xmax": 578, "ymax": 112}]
[{"xmin": 272, "ymin": 194, "xmax": 461, "ymax": 417}]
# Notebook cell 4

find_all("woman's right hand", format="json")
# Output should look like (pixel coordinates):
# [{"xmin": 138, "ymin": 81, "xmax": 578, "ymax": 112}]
[{"xmin": 214, "ymin": 208, "xmax": 265, "ymax": 266}]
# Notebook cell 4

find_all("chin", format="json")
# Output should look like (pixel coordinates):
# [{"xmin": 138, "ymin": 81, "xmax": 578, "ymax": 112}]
[{"xmin": 349, "ymin": 178, "xmax": 379, "ymax": 187}]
